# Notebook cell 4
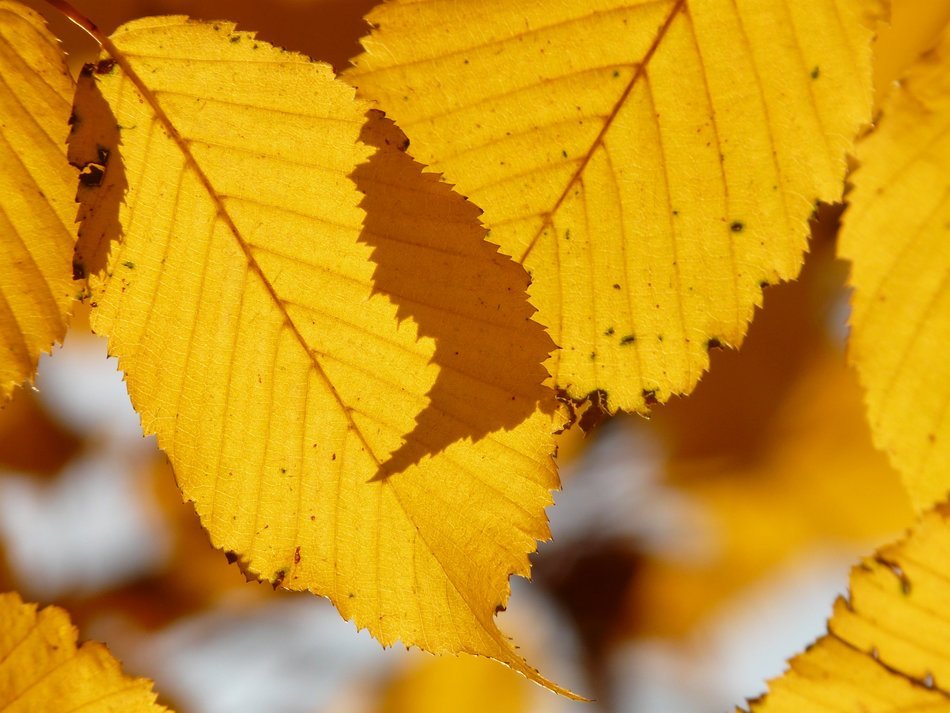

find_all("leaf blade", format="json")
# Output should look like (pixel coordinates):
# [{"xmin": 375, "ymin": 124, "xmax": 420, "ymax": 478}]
[
  {"xmin": 80, "ymin": 17, "xmax": 572, "ymax": 695},
  {"xmin": 0, "ymin": 591, "xmax": 168, "ymax": 712},
  {"xmin": 749, "ymin": 503, "xmax": 950, "ymax": 712},
  {"xmin": 348, "ymin": 0, "xmax": 883, "ymax": 411},
  {"xmin": 0, "ymin": 1, "xmax": 77, "ymax": 400},
  {"xmin": 839, "ymin": 28, "xmax": 950, "ymax": 510}
]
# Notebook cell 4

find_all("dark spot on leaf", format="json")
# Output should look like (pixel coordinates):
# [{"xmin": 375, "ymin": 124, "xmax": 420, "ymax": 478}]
[
  {"xmin": 230, "ymin": 35, "xmax": 241, "ymax": 43},
  {"xmin": 294, "ymin": 546, "xmax": 301, "ymax": 564},
  {"xmin": 225, "ymin": 551, "xmax": 239, "ymax": 564},
  {"xmin": 875, "ymin": 555, "xmax": 911, "ymax": 595},
  {"xmin": 78, "ymin": 163, "xmax": 105, "ymax": 187},
  {"xmin": 613, "ymin": 284, "xmax": 621, "ymax": 290},
  {"xmin": 122, "ymin": 261, "xmax": 135, "ymax": 269},
  {"xmin": 95, "ymin": 58, "xmax": 115, "ymax": 75},
  {"xmin": 730, "ymin": 220, "xmax": 744, "ymax": 233},
  {"xmin": 604, "ymin": 327, "xmax": 615, "ymax": 336},
  {"xmin": 810, "ymin": 66, "xmax": 820, "ymax": 79},
  {"xmin": 72, "ymin": 258, "xmax": 85, "ymax": 281},
  {"xmin": 642, "ymin": 389, "xmax": 658, "ymax": 406},
  {"xmin": 612, "ymin": 69, "xmax": 620, "ymax": 78},
  {"xmin": 707, "ymin": 337, "xmax": 723, "ymax": 351},
  {"xmin": 272, "ymin": 570, "xmax": 285, "ymax": 589},
  {"xmin": 620, "ymin": 335, "xmax": 636, "ymax": 345}
]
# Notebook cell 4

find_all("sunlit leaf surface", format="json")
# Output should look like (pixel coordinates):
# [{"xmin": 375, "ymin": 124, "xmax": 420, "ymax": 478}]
[
  {"xmin": 349, "ymin": 0, "xmax": 882, "ymax": 412},
  {"xmin": 0, "ymin": 591, "xmax": 168, "ymax": 711},
  {"xmin": 78, "ymin": 17, "xmax": 571, "ymax": 694},
  {"xmin": 840, "ymin": 29, "xmax": 950, "ymax": 510},
  {"xmin": 0, "ymin": 1, "xmax": 77, "ymax": 399}
]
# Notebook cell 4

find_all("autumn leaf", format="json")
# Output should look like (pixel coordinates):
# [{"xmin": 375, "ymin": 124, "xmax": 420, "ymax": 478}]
[
  {"xmin": 0, "ymin": 591, "xmax": 168, "ymax": 711},
  {"xmin": 839, "ymin": 27, "xmax": 950, "ymax": 510},
  {"xmin": 75, "ymin": 17, "xmax": 573, "ymax": 695},
  {"xmin": 347, "ymin": 0, "xmax": 883, "ymax": 413},
  {"xmin": 748, "ymin": 503, "xmax": 950, "ymax": 712},
  {"xmin": 0, "ymin": 1, "xmax": 77, "ymax": 400}
]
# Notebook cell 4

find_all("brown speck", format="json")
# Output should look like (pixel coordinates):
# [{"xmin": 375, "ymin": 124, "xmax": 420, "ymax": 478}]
[
  {"xmin": 95, "ymin": 58, "xmax": 115, "ymax": 75},
  {"xmin": 642, "ymin": 389, "xmax": 658, "ymax": 406},
  {"xmin": 707, "ymin": 338, "xmax": 723, "ymax": 350},
  {"xmin": 272, "ymin": 570, "xmax": 286, "ymax": 589},
  {"xmin": 294, "ymin": 547, "xmax": 301, "ymax": 564},
  {"xmin": 620, "ymin": 335, "xmax": 636, "ymax": 345},
  {"xmin": 225, "ymin": 551, "xmax": 239, "ymax": 564},
  {"xmin": 730, "ymin": 220, "xmax": 745, "ymax": 233}
]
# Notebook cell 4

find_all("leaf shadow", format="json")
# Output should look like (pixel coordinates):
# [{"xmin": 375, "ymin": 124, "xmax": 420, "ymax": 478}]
[
  {"xmin": 353, "ymin": 110, "xmax": 559, "ymax": 478},
  {"xmin": 68, "ymin": 61, "xmax": 126, "ymax": 281}
]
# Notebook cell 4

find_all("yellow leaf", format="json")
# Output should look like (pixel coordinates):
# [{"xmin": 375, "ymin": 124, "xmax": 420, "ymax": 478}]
[
  {"xmin": 749, "ymin": 503, "xmax": 950, "ymax": 712},
  {"xmin": 78, "ymin": 17, "xmax": 572, "ymax": 695},
  {"xmin": 377, "ymin": 655, "xmax": 528, "ymax": 713},
  {"xmin": 872, "ymin": 0, "xmax": 950, "ymax": 103},
  {"xmin": 348, "ymin": 0, "xmax": 882, "ymax": 412},
  {"xmin": 839, "ymin": 29, "xmax": 950, "ymax": 510},
  {"xmin": 0, "ymin": 591, "xmax": 168, "ymax": 711},
  {"xmin": 0, "ymin": 1, "xmax": 77, "ymax": 400}
]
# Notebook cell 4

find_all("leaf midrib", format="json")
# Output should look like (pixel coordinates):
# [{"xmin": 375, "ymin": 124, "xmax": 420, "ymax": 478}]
[{"xmin": 515, "ymin": 0, "xmax": 685, "ymax": 263}]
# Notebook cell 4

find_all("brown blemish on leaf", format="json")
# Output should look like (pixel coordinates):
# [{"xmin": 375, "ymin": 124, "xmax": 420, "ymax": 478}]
[
  {"xmin": 68, "ymin": 65, "xmax": 127, "ymax": 280},
  {"xmin": 875, "ymin": 555, "xmax": 912, "ymax": 595}
]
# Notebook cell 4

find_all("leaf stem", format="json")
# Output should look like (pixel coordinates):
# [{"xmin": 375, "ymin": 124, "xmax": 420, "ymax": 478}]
[{"xmin": 41, "ymin": 0, "xmax": 106, "ymax": 46}]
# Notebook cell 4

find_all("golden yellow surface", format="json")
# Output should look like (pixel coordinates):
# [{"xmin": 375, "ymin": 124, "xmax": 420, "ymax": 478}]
[
  {"xmin": 0, "ymin": 592, "xmax": 167, "ymax": 711},
  {"xmin": 348, "ymin": 0, "xmax": 882, "ymax": 412},
  {"xmin": 0, "ymin": 2, "xmax": 77, "ymax": 399},
  {"xmin": 82, "ymin": 17, "xmax": 572, "ymax": 694},
  {"xmin": 840, "ymin": 30, "xmax": 950, "ymax": 510},
  {"xmin": 750, "ymin": 504, "xmax": 950, "ymax": 712},
  {"xmin": 377, "ymin": 655, "xmax": 528, "ymax": 713},
  {"xmin": 632, "ymin": 352, "xmax": 913, "ymax": 638}
]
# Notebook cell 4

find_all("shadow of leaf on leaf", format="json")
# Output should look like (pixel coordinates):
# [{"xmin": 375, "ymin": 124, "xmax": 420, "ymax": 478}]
[
  {"xmin": 353, "ymin": 110, "xmax": 559, "ymax": 478},
  {"xmin": 68, "ymin": 61, "xmax": 126, "ymax": 281}
]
